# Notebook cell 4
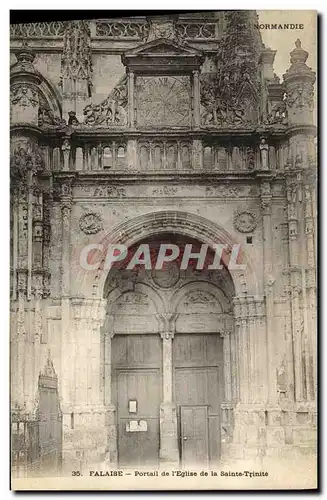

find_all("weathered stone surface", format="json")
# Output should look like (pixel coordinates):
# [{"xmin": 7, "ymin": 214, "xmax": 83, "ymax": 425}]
[{"xmin": 10, "ymin": 12, "xmax": 317, "ymax": 479}]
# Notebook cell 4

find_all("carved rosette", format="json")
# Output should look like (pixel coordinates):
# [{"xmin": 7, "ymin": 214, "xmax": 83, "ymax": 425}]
[
  {"xmin": 234, "ymin": 211, "xmax": 257, "ymax": 233},
  {"xmin": 79, "ymin": 212, "xmax": 103, "ymax": 235},
  {"xmin": 151, "ymin": 261, "xmax": 180, "ymax": 289}
]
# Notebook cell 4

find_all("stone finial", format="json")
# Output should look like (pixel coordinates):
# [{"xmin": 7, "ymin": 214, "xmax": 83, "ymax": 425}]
[
  {"xmin": 40, "ymin": 349, "xmax": 57, "ymax": 379},
  {"xmin": 15, "ymin": 41, "xmax": 36, "ymax": 65},
  {"xmin": 11, "ymin": 42, "xmax": 40, "ymax": 84},
  {"xmin": 284, "ymin": 39, "xmax": 315, "ymax": 81},
  {"xmin": 290, "ymin": 39, "xmax": 309, "ymax": 66}
]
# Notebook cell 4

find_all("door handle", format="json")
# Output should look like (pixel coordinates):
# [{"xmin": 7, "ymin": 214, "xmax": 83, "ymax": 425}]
[{"xmin": 183, "ymin": 437, "xmax": 188, "ymax": 441}]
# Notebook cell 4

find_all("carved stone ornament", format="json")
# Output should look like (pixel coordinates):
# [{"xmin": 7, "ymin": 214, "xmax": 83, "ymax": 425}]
[
  {"xmin": 267, "ymin": 99, "xmax": 288, "ymax": 125},
  {"xmin": 234, "ymin": 210, "xmax": 257, "ymax": 233},
  {"xmin": 11, "ymin": 84, "xmax": 38, "ymax": 108},
  {"xmin": 146, "ymin": 16, "xmax": 184, "ymax": 45},
  {"xmin": 40, "ymin": 350, "xmax": 57, "ymax": 379},
  {"xmin": 200, "ymin": 11, "xmax": 262, "ymax": 128},
  {"xmin": 79, "ymin": 212, "xmax": 103, "ymax": 234},
  {"xmin": 38, "ymin": 105, "xmax": 66, "ymax": 128},
  {"xmin": 136, "ymin": 76, "xmax": 191, "ymax": 127},
  {"xmin": 286, "ymin": 82, "xmax": 314, "ymax": 111},
  {"xmin": 83, "ymin": 76, "xmax": 127, "ymax": 127},
  {"xmin": 151, "ymin": 261, "xmax": 180, "ymax": 289},
  {"xmin": 60, "ymin": 20, "xmax": 92, "ymax": 86},
  {"xmin": 10, "ymin": 144, "xmax": 44, "ymax": 184}
]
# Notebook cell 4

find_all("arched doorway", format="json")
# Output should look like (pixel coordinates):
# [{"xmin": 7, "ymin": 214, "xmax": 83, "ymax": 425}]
[{"xmin": 102, "ymin": 234, "xmax": 237, "ymax": 468}]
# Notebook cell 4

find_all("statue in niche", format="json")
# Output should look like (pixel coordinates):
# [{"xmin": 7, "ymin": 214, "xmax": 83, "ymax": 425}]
[{"xmin": 259, "ymin": 138, "xmax": 269, "ymax": 170}]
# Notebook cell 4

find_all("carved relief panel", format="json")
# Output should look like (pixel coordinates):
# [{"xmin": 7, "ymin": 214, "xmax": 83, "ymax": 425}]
[{"xmin": 135, "ymin": 76, "xmax": 191, "ymax": 127}]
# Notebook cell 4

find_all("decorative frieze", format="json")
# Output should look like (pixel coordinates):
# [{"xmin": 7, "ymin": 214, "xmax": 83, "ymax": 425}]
[
  {"xmin": 96, "ymin": 20, "xmax": 149, "ymax": 40},
  {"xmin": 10, "ymin": 21, "xmax": 66, "ymax": 38},
  {"xmin": 176, "ymin": 22, "xmax": 216, "ymax": 40}
]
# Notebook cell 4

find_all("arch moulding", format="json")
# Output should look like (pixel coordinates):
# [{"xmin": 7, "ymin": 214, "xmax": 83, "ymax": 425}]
[{"xmin": 81, "ymin": 210, "xmax": 259, "ymax": 299}]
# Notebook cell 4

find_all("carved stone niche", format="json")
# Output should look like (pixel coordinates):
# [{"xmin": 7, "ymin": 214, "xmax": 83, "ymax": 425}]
[{"xmin": 122, "ymin": 37, "xmax": 204, "ymax": 129}]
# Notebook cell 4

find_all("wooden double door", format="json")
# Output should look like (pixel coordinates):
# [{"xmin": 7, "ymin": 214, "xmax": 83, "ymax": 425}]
[{"xmin": 112, "ymin": 333, "xmax": 223, "ymax": 467}]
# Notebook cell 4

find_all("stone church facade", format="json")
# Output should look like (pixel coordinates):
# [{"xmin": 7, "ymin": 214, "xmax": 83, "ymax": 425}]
[{"xmin": 10, "ymin": 12, "xmax": 317, "ymax": 474}]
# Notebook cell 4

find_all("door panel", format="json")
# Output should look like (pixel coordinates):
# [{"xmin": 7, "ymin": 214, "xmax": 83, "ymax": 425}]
[
  {"xmin": 175, "ymin": 367, "xmax": 220, "ymax": 412},
  {"xmin": 180, "ymin": 406, "xmax": 209, "ymax": 467},
  {"xmin": 174, "ymin": 334, "xmax": 223, "ymax": 464},
  {"xmin": 117, "ymin": 370, "xmax": 160, "ymax": 467}
]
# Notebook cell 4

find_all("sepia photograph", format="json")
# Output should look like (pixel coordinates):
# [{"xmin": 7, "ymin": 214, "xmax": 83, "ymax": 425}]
[{"xmin": 9, "ymin": 8, "xmax": 318, "ymax": 490}]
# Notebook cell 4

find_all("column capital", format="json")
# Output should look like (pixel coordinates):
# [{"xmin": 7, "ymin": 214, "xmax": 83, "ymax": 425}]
[
  {"xmin": 157, "ymin": 312, "xmax": 177, "ymax": 340},
  {"xmin": 160, "ymin": 331, "xmax": 174, "ymax": 340},
  {"xmin": 72, "ymin": 297, "xmax": 107, "ymax": 325},
  {"xmin": 219, "ymin": 330, "xmax": 231, "ymax": 339}
]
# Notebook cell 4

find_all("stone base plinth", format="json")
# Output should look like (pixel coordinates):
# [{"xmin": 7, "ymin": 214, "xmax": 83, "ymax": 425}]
[
  {"xmin": 61, "ymin": 405, "xmax": 113, "ymax": 474},
  {"xmin": 225, "ymin": 402, "xmax": 317, "ymax": 466},
  {"xmin": 159, "ymin": 403, "xmax": 179, "ymax": 467}
]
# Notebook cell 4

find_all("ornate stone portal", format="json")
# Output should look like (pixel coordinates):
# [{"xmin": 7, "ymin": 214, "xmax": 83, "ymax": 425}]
[{"xmin": 10, "ymin": 12, "xmax": 317, "ymax": 477}]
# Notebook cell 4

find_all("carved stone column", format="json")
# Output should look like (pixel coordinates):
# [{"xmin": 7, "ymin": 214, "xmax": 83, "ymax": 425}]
[
  {"xmin": 192, "ymin": 70, "xmax": 200, "ymax": 128},
  {"xmin": 220, "ymin": 330, "xmax": 234, "ymax": 451},
  {"xmin": 127, "ymin": 69, "xmax": 135, "ymax": 127},
  {"xmin": 192, "ymin": 139, "xmax": 203, "ymax": 170},
  {"xmin": 231, "ymin": 296, "xmax": 268, "ymax": 461},
  {"xmin": 10, "ymin": 138, "xmax": 45, "ymax": 411},
  {"xmin": 285, "ymin": 171, "xmax": 304, "ymax": 402},
  {"xmin": 220, "ymin": 330, "xmax": 232, "ymax": 403},
  {"xmin": 157, "ymin": 313, "xmax": 179, "ymax": 466},
  {"xmin": 62, "ymin": 298, "xmax": 109, "ymax": 471},
  {"xmin": 260, "ymin": 180, "xmax": 278, "ymax": 404},
  {"xmin": 102, "ymin": 313, "xmax": 118, "ymax": 467},
  {"xmin": 283, "ymin": 39, "xmax": 316, "ymax": 406},
  {"xmin": 60, "ymin": 180, "xmax": 72, "ymax": 405},
  {"xmin": 233, "ymin": 296, "xmax": 250, "ymax": 403}
]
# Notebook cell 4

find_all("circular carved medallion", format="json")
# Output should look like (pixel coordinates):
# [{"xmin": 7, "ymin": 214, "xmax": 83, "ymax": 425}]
[
  {"xmin": 234, "ymin": 211, "xmax": 257, "ymax": 233},
  {"xmin": 151, "ymin": 261, "xmax": 180, "ymax": 289},
  {"xmin": 79, "ymin": 212, "xmax": 103, "ymax": 234}
]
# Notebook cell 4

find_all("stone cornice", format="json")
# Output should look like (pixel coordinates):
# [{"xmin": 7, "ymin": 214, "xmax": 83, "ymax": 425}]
[
  {"xmin": 23, "ymin": 125, "xmax": 290, "ymax": 142},
  {"xmin": 285, "ymin": 124, "xmax": 317, "ymax": 138},
  {"xmin": 54, "ymin": 170, "xmax": 264, "ymax": 185}
]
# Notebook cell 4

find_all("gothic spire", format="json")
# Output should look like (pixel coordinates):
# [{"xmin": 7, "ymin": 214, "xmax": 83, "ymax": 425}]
[{"xmin": 216, "ymin": 10, "xmax": 263, "ymax": 93}]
